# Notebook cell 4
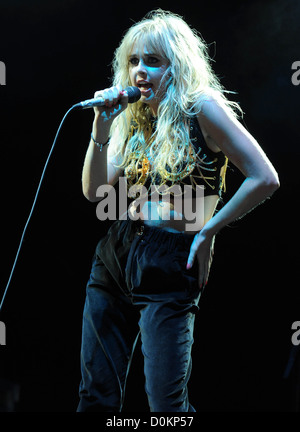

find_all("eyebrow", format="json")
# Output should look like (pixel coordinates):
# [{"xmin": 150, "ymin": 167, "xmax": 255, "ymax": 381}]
[{"xmin": 129, "ymin": 53, "xmax": 161, "ymax": 58}]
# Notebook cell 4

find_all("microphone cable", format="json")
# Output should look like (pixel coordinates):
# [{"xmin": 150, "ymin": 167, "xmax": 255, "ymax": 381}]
[
  {"xmin": 0, "ymin": 88, "xmax": 142, "ymax": 314},
  {"xmin": 0, "ymin": 104, "xmax": 78, "ymax": 313}
]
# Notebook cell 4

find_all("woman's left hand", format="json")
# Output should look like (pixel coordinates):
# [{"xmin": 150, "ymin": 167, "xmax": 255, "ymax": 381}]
[{"xmin": 186, "ymin": 231, "xmax": 215, "ymax": 290}]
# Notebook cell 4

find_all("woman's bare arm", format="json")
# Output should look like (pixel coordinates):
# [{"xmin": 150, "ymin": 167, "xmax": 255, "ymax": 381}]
[
  {"xmin": 187, "ymin": 98, "xmax": 280, "ymax": 286},
  {"xmin": 82, "ymin": 85, "xmax": 127, "ymax": 202}
]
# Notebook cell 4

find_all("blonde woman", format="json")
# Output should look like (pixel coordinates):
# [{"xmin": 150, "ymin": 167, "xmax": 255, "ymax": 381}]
[{"xmin": 78, "ymin": 10, "xmax": 279, "ymax": 412}]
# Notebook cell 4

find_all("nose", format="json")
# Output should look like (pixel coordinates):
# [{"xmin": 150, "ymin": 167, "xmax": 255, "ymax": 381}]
[{"xmin": 136, "ymin": 59, "xmax": 147, "ymax": 75}]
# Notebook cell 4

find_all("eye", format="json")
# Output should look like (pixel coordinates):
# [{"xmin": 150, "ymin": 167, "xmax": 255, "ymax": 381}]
[
  {"xmin": 147, "ymin": 56, "xmax": 159, "ymax": 64},
  {"xmin": 129, "ymin": 57, "xmax": 139, "ymax": 66}
]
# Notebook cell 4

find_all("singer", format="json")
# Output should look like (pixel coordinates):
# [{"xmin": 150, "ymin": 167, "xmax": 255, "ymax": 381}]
[{"xmin": 77, "ymin": 10, "xmax": 279, "ymax": 412}]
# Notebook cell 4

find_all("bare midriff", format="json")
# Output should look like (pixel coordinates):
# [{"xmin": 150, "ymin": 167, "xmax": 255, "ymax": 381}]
[{"xmin": 128, "ymin": 195, "xmax": 219, "ymax": 235}]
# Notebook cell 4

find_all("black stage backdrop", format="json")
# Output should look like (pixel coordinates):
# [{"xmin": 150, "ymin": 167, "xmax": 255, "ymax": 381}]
[{"xmin": 0, "ymin": 0, "xmax": 299, "ymax": 412}]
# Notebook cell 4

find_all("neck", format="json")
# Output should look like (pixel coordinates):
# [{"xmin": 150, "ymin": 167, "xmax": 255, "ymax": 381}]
[{"xmin": 150, "ymin": 103, "xmax": 159, "ymax": 117}]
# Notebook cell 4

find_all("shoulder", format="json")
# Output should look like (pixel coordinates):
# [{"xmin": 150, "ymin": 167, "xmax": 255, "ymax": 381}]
[
  {"xmin": 194, "ymin": 93, "xmax": 272, "ymax": 178},
  {"xmin": 195, "ymin": 93, "xmax": 251, "ymax": 155},
  {"xmin": 194, "ymin": 93, "xmax": 238, "ymax": 153},
  {"xmin": 196, "ymin": 93, "xmax": 241, "ymax": 131},
  {"xmin": 192, "ymin": 92, "xmax": 279, "ymax": 187}
]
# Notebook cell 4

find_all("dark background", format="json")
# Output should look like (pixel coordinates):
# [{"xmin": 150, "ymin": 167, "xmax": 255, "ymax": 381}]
[{"xmin": 0, "ymin": 0, "xmax": 299, "ymax": 412}]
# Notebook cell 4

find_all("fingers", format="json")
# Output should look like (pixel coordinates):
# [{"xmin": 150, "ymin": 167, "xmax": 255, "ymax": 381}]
[
  {"xmin": 186, "ymin": 234, "xmax": 199, "ymax": 270},
  {"xmin": 186, "ymin": 232, "xmax": 215, "ymax": 290},
  {"xmin": 94, "ymin": 85, "xmax": 128, "ymax": 109},
  {"xmin": 186, "ymin": 239, "xmax": 206, "ymax": 288},
  {"xmin": 187, "ymin": 253, "xmax": 207, "ymax": 290},
  {"xmin": 186, "ymin": 256, "xmax": 193, "ymax": 270}
]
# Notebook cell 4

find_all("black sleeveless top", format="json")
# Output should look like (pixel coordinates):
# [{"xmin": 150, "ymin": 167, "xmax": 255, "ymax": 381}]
[
  {"xmin": 182, "ymin": 115, "xmax": 227, "ymax": 197},
  {"xmin": 124, "ymin": 115, "xmax": 227, "ymax": 198}
]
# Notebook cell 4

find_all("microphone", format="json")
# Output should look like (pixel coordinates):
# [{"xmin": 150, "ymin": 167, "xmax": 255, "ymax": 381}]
[{"xmin": 74, "ymin": 86, "xmax": 141, "ymax": 109}]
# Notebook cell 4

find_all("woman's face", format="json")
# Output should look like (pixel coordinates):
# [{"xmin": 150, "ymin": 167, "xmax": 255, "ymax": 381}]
[{"xmin": 128, "ymin": 43, "xmax": 169, "ymax": 115}]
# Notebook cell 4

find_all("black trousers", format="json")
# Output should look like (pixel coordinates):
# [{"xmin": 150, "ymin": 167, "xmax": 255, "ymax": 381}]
[{"xmin": 77, "ymin": 219, "xmax": 201, "ymax": 412}]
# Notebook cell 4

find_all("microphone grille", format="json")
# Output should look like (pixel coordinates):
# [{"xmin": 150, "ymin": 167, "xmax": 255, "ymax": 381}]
[{"xmin": 126, "ymin": 86, "xmax": 141, "ymax": 103}]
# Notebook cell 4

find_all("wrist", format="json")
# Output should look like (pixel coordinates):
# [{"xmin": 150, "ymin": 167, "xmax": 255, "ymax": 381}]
[
  {"xmin": 90, "ymin": 132, "xmax": 109, "ymax": 151},
  {"xmin": 92, "ymin": 117, "xmax": 111, "ymax": 145},
  {"xmin": 200, "ymin": 219, "xmax": 218, "ymax": 239},
  {"xmin": 93, "ymin": 111, "xmax": 113, "ymax": 126}
]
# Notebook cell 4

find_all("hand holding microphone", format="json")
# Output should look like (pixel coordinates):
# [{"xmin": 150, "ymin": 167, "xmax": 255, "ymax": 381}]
[
  {"xmin": 77, "ymin": 85, "xmax": 141, "ymax": 152},
  {"xmin": 74, "ymin": 84, "xmax": 141, "ymax": 115},
  {"xmin": 73, "ymin": 84, "xmax": 141, "ymax": 127}
]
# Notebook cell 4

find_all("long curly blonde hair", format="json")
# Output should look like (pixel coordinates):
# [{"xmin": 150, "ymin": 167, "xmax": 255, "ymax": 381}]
[{"xmin": 109, "ymin": 9, "xmax": 241, "ymax": 186}]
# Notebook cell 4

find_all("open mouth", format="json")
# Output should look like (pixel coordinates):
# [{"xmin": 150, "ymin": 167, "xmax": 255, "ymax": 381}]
[{"xmin": 137, "ymin": 82, "xmax": 153, "ymax": 93}]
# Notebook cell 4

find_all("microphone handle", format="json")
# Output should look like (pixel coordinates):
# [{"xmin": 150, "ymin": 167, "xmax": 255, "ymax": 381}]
[
  {"xmin": 76, "ymin": 86, "xmax": 141, "ymax": 109},
  {"xmin": 80, "ymin": 97, "xmax": 106, "ymax": 109}
]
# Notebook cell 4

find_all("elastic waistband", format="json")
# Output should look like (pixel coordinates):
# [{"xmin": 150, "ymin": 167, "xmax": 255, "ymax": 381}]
[{"xmin": 108, "ymin": 218, "xmax": 195, "ymax": 251}]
